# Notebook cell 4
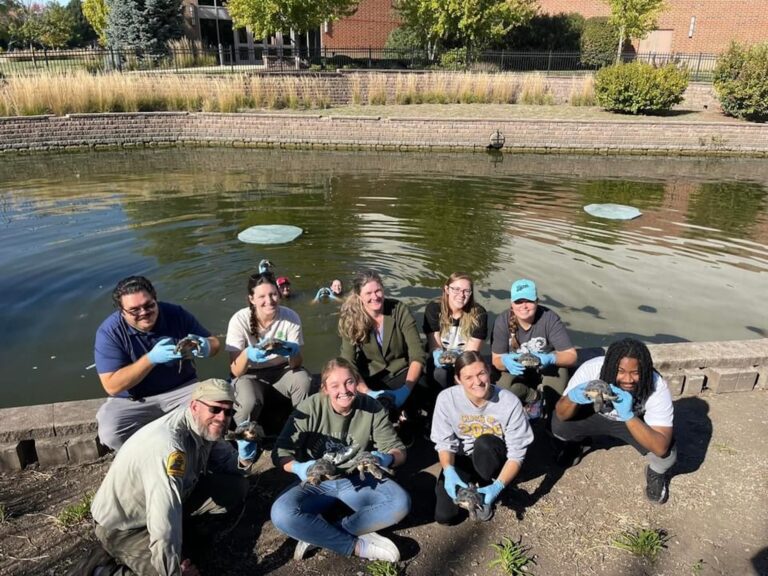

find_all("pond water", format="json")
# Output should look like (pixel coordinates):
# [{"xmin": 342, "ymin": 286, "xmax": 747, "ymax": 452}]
[{"xmin": 1, "ymin": 148, "xmax": 767, "ymax": 408}]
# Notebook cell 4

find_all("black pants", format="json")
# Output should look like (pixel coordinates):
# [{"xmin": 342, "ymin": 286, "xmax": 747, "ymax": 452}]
[{"xmin": 434, "ymin": 434, "xmax": 506, "ymax": 525}]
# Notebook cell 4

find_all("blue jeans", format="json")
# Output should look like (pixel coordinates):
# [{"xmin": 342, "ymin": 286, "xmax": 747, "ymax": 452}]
[{"xmin": 271, "ymin": 475, "xmax": 411, "ymax": 556}]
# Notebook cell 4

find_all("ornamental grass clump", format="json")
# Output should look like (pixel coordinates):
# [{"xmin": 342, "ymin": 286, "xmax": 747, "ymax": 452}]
[
  {"xmin": 594, "ymin": 61, "xmax": 689, "ymax": 114},
  {"xmin": 714, "ymin": 41, "xmax": 768, "ymax": 122}
]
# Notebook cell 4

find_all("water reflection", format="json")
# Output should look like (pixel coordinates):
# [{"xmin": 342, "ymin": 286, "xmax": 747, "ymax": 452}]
[{"xmin": 1, "ymin": 149, "xmax": 767, "ymax": 407}]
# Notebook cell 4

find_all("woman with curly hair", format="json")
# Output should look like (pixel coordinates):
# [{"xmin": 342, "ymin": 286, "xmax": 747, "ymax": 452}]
[
  {"xmin": 226, "ymin": 272, "xmax": 312, "ymax": 465},
  {"xmin": 553, "ymin": 338, "xmax": 676, "ymax": 504},
  {"xmin": 490, "ymin": 278, "xmax": 577, "ymax": 418},
  {"xmin": 423, "ymin": 272, "xmax": 488, "ymax": 390},
  {"xmin": 338, "ymin": 270, "xmax": 425, "ymax": 417}
]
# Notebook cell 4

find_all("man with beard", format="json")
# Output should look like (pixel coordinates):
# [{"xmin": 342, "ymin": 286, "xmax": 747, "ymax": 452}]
[{"xmin": 77, "ymin": 379, "xmax": 250, "ymax": 576}]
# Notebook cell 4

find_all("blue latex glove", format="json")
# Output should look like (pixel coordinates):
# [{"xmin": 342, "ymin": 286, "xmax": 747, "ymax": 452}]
[
  {"xmin": 478, "ymin": 479, "xmax": 505, "ymax": 506},
  {"xmin": 246, "ymin": 345, "xmax": 269, "ymax": 364},
  {"xmin": 237, "ymin": 439, "xmax": 259, "ymax": 465},
  {"xmin": 533, "ymin": 351, "xmax": 557, "ymax": 368},
  {"xmin": 567, "ymin": 383, "xmax": 594, "ymax": 405},
  {"xmin": 371, "ymin": 450, "xmax": 394, "ymax": 469},
  {"xmin": 388, "ymin": 384, "xmax": 412, "ymax": 409},
  {"xmin": 148, "ymin": 337, "xmax": 182, "ymax": 365},
  {"xmin": 432, "ymin": 349, "xmax": 444, "ymax": 366},
  {"xmin": 442, "ymin": 465, "xmax": 468, "ymax": 500},
  {"xmin": 501, "ymin": 353, "xmax": 524, "ymax": 376},
  {"xmin": 186, "ymin": 333, "xmax": 211, "ymax": 358},
  {"xmin": 273, "ymin": 341, "xmax": 300, "ymax": 358},
  {"xmin": 365, "ymin": 389, "xmax": 387, "ymax": 401},
  {"xmin": 314, "ymin": 287, "xmax": 332, "ymax": 301},
  {"xmin": 610, "ymin": 384, "xmax": 635, "ymax": 421},
  {"xmin": 292, "ymin": 459, "xmax": 316, "ymax": 482}
]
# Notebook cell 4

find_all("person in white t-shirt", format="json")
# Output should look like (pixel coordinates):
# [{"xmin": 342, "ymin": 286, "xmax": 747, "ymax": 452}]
[
  {"xmin": 226, "ymin": 272, "xmax": 311, "ymax": 467},
  {"xmin": 553, "ymin": 338, "xmax": 676, "ymax": 504}
]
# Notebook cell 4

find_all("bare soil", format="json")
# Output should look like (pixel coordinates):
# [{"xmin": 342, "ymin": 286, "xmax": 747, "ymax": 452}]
[{"xmin": 1, "ymin": 390, "xmax": 767, "ymax": 576}]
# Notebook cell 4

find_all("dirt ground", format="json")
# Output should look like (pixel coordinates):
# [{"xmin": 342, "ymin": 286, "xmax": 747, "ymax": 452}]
[{"xmin": 1, "ymin": 390, "xmax": 766, "ymax": 576}]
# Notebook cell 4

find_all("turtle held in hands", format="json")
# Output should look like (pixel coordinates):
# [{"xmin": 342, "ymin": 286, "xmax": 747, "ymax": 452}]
[
  {"xmin": 439, "ymin": 349, "xmax": 460, "ymax": 367},
  {"xmin": 259, "ymin": 337, "xmax": 287, "ymax": 353},
  {"xmin": 174, "ymin": 336, "xmax": 201, "ymax": 373},
  {"xmin": 303, "ymin": 459, "xmax": 340, "ymax": 486},
  {"xmin": 517, "ymin": 351, "xmax": 541, "ymax": 369},
  {"xmin": 583, "ymin": 379, "xmax": 619, "ymax": 413},
  {"xmin": 322, "ymin": 442, "xmax": 359, "ymax": 466},
  {"xmin": 225, "ymin": 421, "xmax": 263, "ymax": 443},
  {"xmin": 349, "ymin": 451, "xmax": 394, "ymax": 481},
  {"xmin": 455, "ymin": 483, "xmax": 484, "ymax": 521}
]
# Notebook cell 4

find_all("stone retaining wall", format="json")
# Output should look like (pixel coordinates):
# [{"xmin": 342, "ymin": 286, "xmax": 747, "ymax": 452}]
[
  {"xmin": 1, "ymin": 111, "xmax": 766, "ymax": 155},
  {"xmin": 1, "ymin": 339, "xmax": 766, "ymax": 471}
]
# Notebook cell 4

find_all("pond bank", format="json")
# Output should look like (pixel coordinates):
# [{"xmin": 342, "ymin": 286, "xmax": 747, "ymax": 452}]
[{"xmin": 1, "ymin": 109, "xmax": 767, "ymax": 156}]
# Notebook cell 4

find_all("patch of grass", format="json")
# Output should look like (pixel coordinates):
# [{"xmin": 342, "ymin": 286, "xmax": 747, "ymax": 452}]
[
  {"xmin": 365, "ymin": 559, "xmax": 401, "ymax": 576},
  {"xmin": 611, "ymin": 527, "xmax": 670, "ymax": 563},
  {"xmin": 569, "ymin": 75, "xmax": 596, "ymax": 106},
  {"xmin": 57, "ymin": 492, "xmax": 93, "ymax": 527},
  {"xmin": 712, "ymin": 442, "xmax": 737, "ymax": 455},
  {"xmin": 489, "ymin": 536, "xmax": 536, "ymax": 575},
  {"xmin": 519, "ymin": 73, "xmax": 554, "ymax": 105},
  {"xmin": 692, "ymin": 558, "xmax": 706, "ymax": 575}
]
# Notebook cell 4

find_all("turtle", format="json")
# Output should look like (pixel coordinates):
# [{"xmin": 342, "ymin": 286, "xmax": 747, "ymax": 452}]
[
  {"xmin": 349, "ymin": 451, "xmax": 394, "ymax": 481},
  {"xmin": 321, "ymin": 442, "xmax": 359, "ymax": 466},
  {"xmin": 439, "ymin": 349, "xmax": 460, "ymax": 367},
  {"xmin": 174, "ymin": 336, "xmax": 201, "ymax": 373},
  {"xmin": 303, "ymin": 459, "xmax": 340, "ymax": 487},
  {"xmin": 225, "ymin": 421, "xmax": 264, "ymax": 443},
  {"xmin": 455, "ymin": 483, "xmax": 485, "ymax": 521},
  {"xmin": 583, "ymin": 379, "xmax": 619, "ymax": 413},
  {"xmin": 258, "ymin": 337, "xmax": 287, "ymax": 353},
  {"xmin": 518, "ymin": 351, "xmax": 541, "ymax": 369}
]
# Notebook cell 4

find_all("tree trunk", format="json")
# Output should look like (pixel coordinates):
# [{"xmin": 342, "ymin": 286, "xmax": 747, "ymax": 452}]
[{"xmin": 616, "ymin": 25, "xmax": 625, "ymax": 64}]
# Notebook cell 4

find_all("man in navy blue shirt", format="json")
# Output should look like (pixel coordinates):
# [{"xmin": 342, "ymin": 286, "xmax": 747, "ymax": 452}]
[{"xmin": 94, "ymin": 276, "xmax": 221, "ymax": 451}]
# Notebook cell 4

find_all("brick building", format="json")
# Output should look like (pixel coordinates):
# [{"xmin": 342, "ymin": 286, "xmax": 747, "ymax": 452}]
[
  {"xmin": 321, "ymin": 0, "xmax": 401, "ymax": 50},
  {"xmin": 536, "ymin": 0, "xmax": 768, "ymax": 54}
]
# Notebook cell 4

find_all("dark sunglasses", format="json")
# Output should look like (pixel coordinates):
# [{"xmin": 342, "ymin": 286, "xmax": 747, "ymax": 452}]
[
  {"xmin": 122, "ymin": 300, "xmax": 157, "ymax": 317},
  {"xmin": 197, "ymin": 400, "xmax": 235, "ymax": 417}
]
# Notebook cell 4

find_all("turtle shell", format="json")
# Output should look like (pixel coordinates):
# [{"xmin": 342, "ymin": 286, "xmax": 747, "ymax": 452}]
[
  {"xmin": 439, "ymin": 349, "xmax": 459, "ymax": 366},
  {"xmin": 174, "ymin": 337, "xmax": 201, "ymax": 358},
  {"xmin": 518, "ymin": 352, "xmax": 541, "ymax": 369},
  {"xmin": 259, "ymin": 338, "xmax": 287, "ymax": 352},
  {"xmin": 306, "ymin": 459, "xmax": 338, "ymax": 485},
  {"xmin": 455, "ymin": 484, "xmax": 484, "ymax": 519}
]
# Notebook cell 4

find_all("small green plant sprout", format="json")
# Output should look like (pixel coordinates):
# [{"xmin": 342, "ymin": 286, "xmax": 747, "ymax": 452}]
[
  {"xmin": 489, "ymin": 536, "xmax": 537, "ymax": 575},
  {"xmin": 365, "ymin": 559, "xmax": 401, "ymax": 576},
  {"xmin": 611, "ymin": 527, "xmax": 670, "ymax": 563},
  {"xmin": 692, "ymin": 558, "xmax": 706, "ymax": 575},
  {"xmin": 57, "ymin": 492, "xmax": 94, "ymax": 527}
]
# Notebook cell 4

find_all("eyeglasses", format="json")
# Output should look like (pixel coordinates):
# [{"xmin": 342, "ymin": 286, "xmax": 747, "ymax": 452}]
[
  {"xmin": 197, "ymin": 400, "xmax": 235, "ymax": 417},
  {"xmin": 447, "ymin": 286, "xmax": 472, "ymax": 297},
  {"xmin": 122, "ymin": 300, "xmax": 157, "ymax": 317}
]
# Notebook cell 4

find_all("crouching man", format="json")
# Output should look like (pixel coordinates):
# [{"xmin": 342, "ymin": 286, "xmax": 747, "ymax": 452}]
[
  {"xmin": 77, "ymin": 379, "xmax": 252, "ymax": 576},
  {"xmin": 553, "ymin": 338, "xmax": 677, "ymax": 504}
]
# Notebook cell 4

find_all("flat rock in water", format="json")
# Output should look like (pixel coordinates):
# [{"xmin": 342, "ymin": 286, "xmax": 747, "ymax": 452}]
[
  {"xmin": 238, "ymin": 225, "xmax": 303, "ymax": 244},
  {"xmin": 583, "ymin": 203, "xmax": 642, "ymax": 220}
]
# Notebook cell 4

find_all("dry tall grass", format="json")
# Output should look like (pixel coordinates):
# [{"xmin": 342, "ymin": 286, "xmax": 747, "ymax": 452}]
[
  {"xmin": 519, "ymin": 73, "xmax": 554, "ymax": 105},
  {"xmin": 569, "ymin": 75, "xmax": 596, "ymax": 106},
  {"xmin": 0, "ymin": 72, "xmax": 332, "ymax": 116}
]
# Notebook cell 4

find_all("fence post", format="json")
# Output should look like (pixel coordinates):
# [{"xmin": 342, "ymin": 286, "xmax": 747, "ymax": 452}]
[
  {"xmin": 547, "ymin": 50, "xmax": 552, "ymax": 75},
  {"xmin": 368, "ymin": 46, "xmax": 372, "ymax": 69},
  {"xmin": 229, "ymin": 45, "xmax": 234, "ymax": 73},
  {"xmin": 218, "ymin": 43, "xmax": 225, "ymax": 67},
  {"xmin": 695, "ymin": 52, "xmax": 702, "ymax": 81},
  {"xmin": 501, "ymin": 50, "xmax": 505, "ymax": 71}
]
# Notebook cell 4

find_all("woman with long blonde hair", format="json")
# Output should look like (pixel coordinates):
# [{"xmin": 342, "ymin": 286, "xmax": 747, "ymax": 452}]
[
  {"xmin": 423, "ymin": 272, "xmax": 488, "ymax": 390},
  {"xmin": 338, "ymin": 270, "xmax": 425, "ymax": 417}
]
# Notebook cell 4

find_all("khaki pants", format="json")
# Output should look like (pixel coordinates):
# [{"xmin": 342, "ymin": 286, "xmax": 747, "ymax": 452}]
[{"xmin": 95, "ymin": 473, "xmax": 248, "ymax": 575}]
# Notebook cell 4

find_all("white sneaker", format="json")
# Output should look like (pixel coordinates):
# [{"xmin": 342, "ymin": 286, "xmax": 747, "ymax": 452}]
[
  {"xmin": 356, "ymin": 532, "xmax": 400, "ymax": 562},
  {"xmin": 293, "ymin": 540, "xmax": 318, "ymax": 560}
]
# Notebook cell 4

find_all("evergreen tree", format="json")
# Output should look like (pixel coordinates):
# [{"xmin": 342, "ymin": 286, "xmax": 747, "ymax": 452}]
[
  {"xmin": 105, "ymin": 0, "xmax": 181, "ymax": 54},
  {"xmin": 67, "ymin": 0, "xmax": 98, "ymax": 46}
]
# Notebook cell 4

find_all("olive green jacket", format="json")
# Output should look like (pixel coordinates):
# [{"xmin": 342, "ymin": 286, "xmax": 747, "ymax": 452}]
[{"xmin": 340, "ymin": 298, "xmax": 425, "ymax": 384}]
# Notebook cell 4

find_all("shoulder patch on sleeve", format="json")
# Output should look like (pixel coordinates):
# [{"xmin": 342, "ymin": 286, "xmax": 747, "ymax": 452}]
[{"xmin": 166, "ymin": 450, "xmax": 186, "ymax": 477}]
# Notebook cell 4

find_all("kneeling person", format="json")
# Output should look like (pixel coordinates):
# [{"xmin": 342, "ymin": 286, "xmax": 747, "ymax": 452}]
[
  {"xmin": 85, "ymin": 379, "xmax": 250, "ymax": 576},
  {"xmin": 271, "ymin": 358, "xmax": 410, "ymax": 562},
  {"xmin": 431, "ymin": 351, "xmax": 533, "ymax": 524},
  {"xmin": 553, "ymin": 338, "xmax": 676, "ymax": 504}
]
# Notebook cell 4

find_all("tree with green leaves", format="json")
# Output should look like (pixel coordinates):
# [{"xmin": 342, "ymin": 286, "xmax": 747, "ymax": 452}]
[
  {"xmin": 105, "ymin": 0, "xmax": 181, "ymax": 54},
  {"xmin": 68, "ymin": 0, "xmax": 99, "ymax": 46},
  {"xmin": 82, "ymin": 0, "xmax": 107, "ymax": 45},
  {"xmin": 1, "ymin": 1, "xmax": 21, "ymax": 49},
  {"xmin": 395, "ymin": 0, "xmax": 537, "ymax": 59},
  {"xmin": 6, "ymin": 1, "xmax": 75, "ymax": 49},
  {"xmin": 603, "ymin": 0, "xmax": 666, "ymax": 62},
  {"xmin": 226, "ymin": 0, "xmax": 359, "ymax": 41}
]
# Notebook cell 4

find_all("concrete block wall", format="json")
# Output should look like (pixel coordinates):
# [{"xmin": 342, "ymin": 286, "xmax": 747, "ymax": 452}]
[{"xmin": 0, "ymin": 339, "xmax": 765, "ymax": 471}]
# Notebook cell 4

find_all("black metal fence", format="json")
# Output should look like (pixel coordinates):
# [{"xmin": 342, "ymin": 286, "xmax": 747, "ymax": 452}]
[{"xmin": 0, "ymin": 46, "xmax": 720, "ymax": 82}]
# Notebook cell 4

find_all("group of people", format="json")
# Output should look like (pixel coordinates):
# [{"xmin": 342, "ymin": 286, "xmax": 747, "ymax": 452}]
[{"xmin": 80, "ymin": 270, "xmax": 676, "ymax": 575}]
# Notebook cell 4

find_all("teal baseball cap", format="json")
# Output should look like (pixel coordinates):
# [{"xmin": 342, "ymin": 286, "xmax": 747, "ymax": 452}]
[{"xmin": 510, "ymin": 279, "xmax": 537, "ymax": 302}]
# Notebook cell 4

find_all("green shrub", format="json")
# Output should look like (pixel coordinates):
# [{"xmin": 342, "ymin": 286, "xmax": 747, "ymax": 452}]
[
  {"xmin": 580, "ymin": 17, "xmax": 619, "ymax": 68},
  {"xmin": 714, "ymin": 42, "xmax": 768, "ymax": 122},
  {"xmin": 500, "ymin": 12, "xmax": 585, "ymax": 52},
  {"xmin": 595, "ymin": 61, "xmax": 689, "ymax": 114},
  {"xmin": 440, "ymin": 48, "xmax": 468, "ymax": 71}
]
